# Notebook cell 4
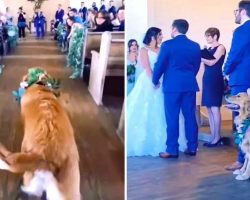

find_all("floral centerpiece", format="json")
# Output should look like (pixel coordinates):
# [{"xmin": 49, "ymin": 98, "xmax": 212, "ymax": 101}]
[{"xmin": 12, "ymin": 67, "xmax": 60, "ymax": 103}]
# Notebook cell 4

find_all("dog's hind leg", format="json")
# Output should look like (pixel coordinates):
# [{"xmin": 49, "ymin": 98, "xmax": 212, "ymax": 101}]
[
  {"xmin": 55, "ymin": 158, "xmax": 81, "ymax": 200},
  {"xmin": 236, "ymin": 157, "xmax": 250, "ymax": 180},
  {"xmin": 0, "ymin": 152, "xmax": 49, "ymax": 174},
  {"xmin": 233, "ymin": 157, "xmax": 248, "ymax": 175}
]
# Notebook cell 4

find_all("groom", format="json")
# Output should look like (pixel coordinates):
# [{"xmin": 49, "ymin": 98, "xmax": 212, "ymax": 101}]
[{"xmin": 152, "ymin": 19, "xmax": 201, "ymax": 158}]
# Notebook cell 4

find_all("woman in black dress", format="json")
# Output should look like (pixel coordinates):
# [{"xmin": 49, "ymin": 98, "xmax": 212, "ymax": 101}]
[
  {"xmin": 201, "ymin": 27, "xmax": 226, "ymax": 147},
  {"xmin": 17, "ymin": 7, "xmax": 26, "ymax": 39},
  {"xmin": 93, "ymin": 10, "xmax": 113, "ymax": 32}
]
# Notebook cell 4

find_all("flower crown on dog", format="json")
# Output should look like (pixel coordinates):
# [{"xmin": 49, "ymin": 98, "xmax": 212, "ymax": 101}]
[{"xmin": 21, "ymin": 68, "xmax": 61, "ymax": 96}]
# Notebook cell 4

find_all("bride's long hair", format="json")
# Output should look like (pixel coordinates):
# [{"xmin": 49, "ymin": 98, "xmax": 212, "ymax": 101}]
[{"xmin": 143, "ymin": 27, "xmax": 162, "ymax": 48}]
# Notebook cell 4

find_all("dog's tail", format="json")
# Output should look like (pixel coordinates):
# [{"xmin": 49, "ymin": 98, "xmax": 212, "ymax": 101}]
[{"xmin": 0, "ymin": 144, "xmax": 51, "ymax": 174}]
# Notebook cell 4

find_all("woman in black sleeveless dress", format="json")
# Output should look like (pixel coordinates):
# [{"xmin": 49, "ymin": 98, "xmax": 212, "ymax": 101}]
[
  {"xmin": 17, "ymin": 7, "xmax": 26, "ymax": 39},
  {"xmin": 201, "ymin": 27, "xmax": 226, "ymax": 147}
]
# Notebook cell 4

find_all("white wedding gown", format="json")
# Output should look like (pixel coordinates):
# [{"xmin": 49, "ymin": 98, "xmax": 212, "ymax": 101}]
[{"xmin": 127, "ymin": 49, "xmax": 187, "ymax": 157}]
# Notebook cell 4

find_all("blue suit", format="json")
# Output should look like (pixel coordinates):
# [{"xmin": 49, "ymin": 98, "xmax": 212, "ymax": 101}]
[
  {"xmin": 224, "ymin": 20, "xmax": 250, "ymax": 87},
  {"xmin": 55, "ymin": 9, "xmax": 64, "ymax": 28},
  {"xmin": 152, "ymin": 35, "xmax": 201, "ymax": 155},
  {"xmin": 108, "ymin": 6, "xmax": 116, "ymax": 18},
  {"xmin": 34, "ymin": 12, "xmax": 45, "ymax": 38},
  {"xmin": 99, "ymin": 5, "xmax": 106, "ymax": 11},
  {"xmin": 79, "ymin": 7, "xmax": 87, "ymax": 22},
  {"xmin": 223, "ymin": 20, "xmax": 250, "ymax": 164}
]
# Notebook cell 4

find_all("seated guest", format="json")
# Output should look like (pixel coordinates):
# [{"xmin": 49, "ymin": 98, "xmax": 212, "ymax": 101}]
[
  {"xmin": 99, "ymin": 0, "xmax": 106, "ymax": 11},
  {"xmin": 79, "ymin": 2, "xmax": 87, "ymax": 22},
  {"xmin": 117, "ymin": 6, "xmax": 124, "ymax": 31},
  {"xmin": 93, "ymin": 10, "xmax": 113, "ymax": 32},
  {"xmin": 85, "ymin": 8, "xmax": 97, "ymax": 29}
]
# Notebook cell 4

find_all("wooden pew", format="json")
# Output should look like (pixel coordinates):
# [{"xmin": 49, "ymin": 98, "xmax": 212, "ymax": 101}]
[
  {"xmin": 88, "ymin": 31, "xmax": 124, "ymax": 106},
  {"xmin": 116, "ymin": 102, "xmax": 124, "ymax": 142},
  {"xmin": 81, "ymin": 29, "xmax": 124, "ymax": 78}
]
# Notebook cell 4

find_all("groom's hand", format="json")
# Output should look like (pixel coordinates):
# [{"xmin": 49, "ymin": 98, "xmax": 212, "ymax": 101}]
[{"xmin": 154, "ymin": 82, "xmax": 160, "ymax": 90}]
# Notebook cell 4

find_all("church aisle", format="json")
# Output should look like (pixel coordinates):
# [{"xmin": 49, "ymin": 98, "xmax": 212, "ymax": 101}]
[{"xmin": 0, "ymin": 36, "xmax": 124, "ymax": 200}]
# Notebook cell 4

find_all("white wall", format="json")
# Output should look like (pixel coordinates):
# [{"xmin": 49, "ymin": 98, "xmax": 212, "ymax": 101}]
[
  {"xmin": 0, "ymin": 0, "xmax": 5, "ymax": 14},
  {"xmin": 126, "ymin": 0, "xmax": 148, "ymax": 49},
  {"xmin": 147, "ymin": 0, "xmax": 239, "ymax": 52}
]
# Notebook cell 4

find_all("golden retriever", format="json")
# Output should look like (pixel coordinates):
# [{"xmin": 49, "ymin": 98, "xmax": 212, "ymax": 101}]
[
  {"xmin": 225, "ymin": 89, "xmax": 250, "ymax": 180},
  {"xmin": 0, "ymin": 80, "xmax": 80, "ymax": 199}
]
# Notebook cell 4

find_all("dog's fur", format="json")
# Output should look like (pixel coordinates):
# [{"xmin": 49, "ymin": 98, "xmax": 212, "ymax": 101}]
[
  {"xmin": 0, "ymin": 83, "xmax": 80, "ymax": 199},
  {"xmin": 225, "ymin": 89, "xmax": 250, "ymax": 180}
]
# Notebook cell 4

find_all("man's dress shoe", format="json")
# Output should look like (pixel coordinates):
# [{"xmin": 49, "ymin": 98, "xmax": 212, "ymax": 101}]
[
  {"xmin": 159, "ymin": 152, "xmax": 179, "ymax": 158},
  {"xmin": 184, "ymin": 149, "xmax": 196, "ymax": 156}
]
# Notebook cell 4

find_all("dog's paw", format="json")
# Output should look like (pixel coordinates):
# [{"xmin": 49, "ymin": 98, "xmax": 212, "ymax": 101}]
[
  {"xmin": 233, "ymin": 169, "xmax": 242, "ymax": 175},
  {"xmin": 235, "ymin": 174, "xmax": 250, "ymax": 181},
  {"xmin": 0, "ymin": 159, "xmax": 9, "ymax": 170},
  {"xmin": 21, "ymin": 172, "xmax": 44, "ymax": 197}
]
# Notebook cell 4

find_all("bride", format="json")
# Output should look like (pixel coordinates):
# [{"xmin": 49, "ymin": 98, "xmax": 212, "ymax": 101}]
[{"xmin": 127, "ymin": 27, "xmax": 187, "ymax": 157}]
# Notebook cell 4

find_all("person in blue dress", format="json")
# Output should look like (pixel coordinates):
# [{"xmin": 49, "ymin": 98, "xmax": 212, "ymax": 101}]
[
  {"xmin": 127, "ymin": 39, "xmax": 139, "ymax": 95},
  {"xmin": 201, "ymin": 27, "xmax": 226, "ymax": 147}
]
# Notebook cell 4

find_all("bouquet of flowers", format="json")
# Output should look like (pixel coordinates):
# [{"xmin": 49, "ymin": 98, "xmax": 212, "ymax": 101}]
[{"xmin": 127, "ymin": 64, "xmax": 136, "ymax": 83}]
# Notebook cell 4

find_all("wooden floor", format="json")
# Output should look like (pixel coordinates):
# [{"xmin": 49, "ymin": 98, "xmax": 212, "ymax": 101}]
[
  {"xmin": 0, "ymin": 36, "xmax": 124, "ymax": 200},
  {"xmin": 128, "ymin": 144, "xmax": 250, "ymax": 200}
]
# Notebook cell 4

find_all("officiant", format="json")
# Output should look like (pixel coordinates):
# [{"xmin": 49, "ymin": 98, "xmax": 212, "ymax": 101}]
[{"xmin": 200, "ymin": 27, "xmax": 226, "ymax": 147}]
